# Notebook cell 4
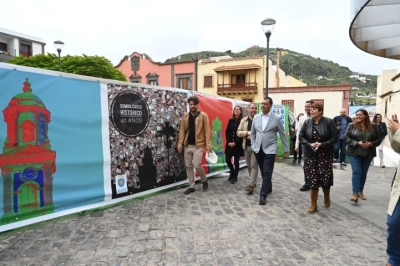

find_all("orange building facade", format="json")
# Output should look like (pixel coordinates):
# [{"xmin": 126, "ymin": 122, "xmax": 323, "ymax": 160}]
[{"xmin": 116, "ymin": 52, "xmax": 197, "ymax": 91}]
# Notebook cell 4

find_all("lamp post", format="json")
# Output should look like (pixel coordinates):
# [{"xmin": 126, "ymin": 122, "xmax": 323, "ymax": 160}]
[
  {"xmin": 261, "ymin": 18, "xmax": 276, "ymax": 98},
  {"xmin": 53, "ymin": 40, "xmax": 64, "ymax": 71}
]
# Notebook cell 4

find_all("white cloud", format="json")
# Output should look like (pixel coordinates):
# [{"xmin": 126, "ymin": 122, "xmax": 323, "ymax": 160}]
[{"xmin": 0, "ymin": 0, "xmax": 398, "ymax": 75}]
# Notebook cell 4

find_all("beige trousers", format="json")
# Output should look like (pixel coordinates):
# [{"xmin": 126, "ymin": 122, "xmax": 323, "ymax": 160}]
[
  {"xmin": 184, "ymin": 145, "xmax": 207, "ymax": 188},
  {"xmin": 245, "ymin": 146, "xmax": 259, "ymax": 187}
]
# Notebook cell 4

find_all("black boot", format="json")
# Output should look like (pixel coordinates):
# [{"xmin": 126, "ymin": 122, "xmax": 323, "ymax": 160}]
[
  {"xmin": 230, "ymin": 175, "xmax": 237, "ymax": 184},
  {"xmin": 228, "ymin": 173, "xmax": 233, "ymax": 182}
]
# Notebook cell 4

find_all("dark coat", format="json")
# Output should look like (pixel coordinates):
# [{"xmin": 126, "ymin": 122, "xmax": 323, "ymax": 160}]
[
  {"xmin": 344, "ymin": 123, "xmax": 382, "ymax": 158},
  {"xmin": 225, "ymin": 118, "xmax": 244, "ymax": 157},
  {"xmin": 299, "ymin": 116, "xmax": 338, "ymax": 158},
  {"xmin": 375, "ymin": 122, "xmax": 388, "ymax": 138}
]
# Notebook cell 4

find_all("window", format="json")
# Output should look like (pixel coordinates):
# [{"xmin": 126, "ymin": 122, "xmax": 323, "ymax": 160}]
[
  {"xmin": 179, "ymin": 78, "xmax": 189, "ymax": 89},
  {"xmin": 129, "ymin": 74, "xmax": 141, "ymax": 84},
  {"xmin": 204, "ymin": 76, "xmax": 213, "ymax": 88},
  {"xmin": 20, "ymin": 44, "xmax": 31, "ymax": 57},
  {"xmin": 22, "ymin": 121, "xmax": 34, "ymax": 142},
  {"xmin": 385, "ymin": 100, "xmax": 388, "ymax": 118},
  {"xmin": 146, "ymin": 72, "xmax": 159, "ymax": 86},
  {"xmin": 281, "ymin": 100, "xmax": 294, "ymax": 108},
  {"xmin": 231, "ymin": 74, "xmax": 245, "ymax": 84},
  {"xmin": 242, "ymin": 98, "xmax": 253, "ymax": 103},
  {"xmin": 0, "ymin": 42, "xmax": 7, "ymax": 51},
  {"xmin": 176, "ymin": 74, "xmax": 192, "ymax": 90}
]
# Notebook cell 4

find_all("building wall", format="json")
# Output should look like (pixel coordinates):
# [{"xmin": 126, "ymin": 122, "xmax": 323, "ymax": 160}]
[
  {"xmin": 32, "ymin": 42, "xmax": 43, "ymax": 56},
  {"xmin": 285, "ymin": 75, "xmax": 307, "ymax": 87},
  {"xmin": 116, "ymin": 52, "xmax": 195, "ymax": 89},
  {"xmin": 173, "ymin": 62, "xmax": 195, "ymax": 90},
  {"xmin": 376, "ymin": 70, "xmax": 400, "ymax": 148},
  {"xmin": 269, "ymin": 85, "xmax": 351, "ymax": 119},
  {"xmin": 198, "ymin": 56, "xmax": 267, "ymax": 103},
  {"xmin": 377, "ymin": 69, "xmax": 397, "ymax": 97}
]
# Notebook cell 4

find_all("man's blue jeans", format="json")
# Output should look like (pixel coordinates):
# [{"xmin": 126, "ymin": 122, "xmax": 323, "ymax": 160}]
[
  {"xmin": 349, "ymin": 156, "xmax": 372, "ymax": 194},
  {"xmin": 387, "ymin": 200, "xmax": 400, "ymax": 265},
  {"xmin": 334, "ymin": 139, "xmax": 347, "ymax": 163}
]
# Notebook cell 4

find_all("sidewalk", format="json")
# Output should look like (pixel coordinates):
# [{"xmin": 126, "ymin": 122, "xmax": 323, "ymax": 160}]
[{"xmin": 0, "ymin": 159, "xmax": 396, "ymax": 265}]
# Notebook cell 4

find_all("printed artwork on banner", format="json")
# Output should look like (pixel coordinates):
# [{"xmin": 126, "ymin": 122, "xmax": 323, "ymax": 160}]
[
  {"xmin": 108, "ymin": 84, "xmax": 188, "ymax": 198},
  {"xmin": 0, "ymin": 69, "xmax": 105, "ymax": 226},
  {"xmin": 194, "ymin": 94, "xmax": 233, "ymax": 175},
  {"xmin": 115, "ymin": 174, "xmax": 128, "ymax": 194},
  {"xmin": 272, "ymin": 104, "xmax": 291, "ymax": 157}
]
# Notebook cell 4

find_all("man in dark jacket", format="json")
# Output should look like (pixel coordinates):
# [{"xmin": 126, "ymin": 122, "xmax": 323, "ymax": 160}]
[{"xmin": 333, "ymin": 108, "xmax": 353, "ymax": 166}]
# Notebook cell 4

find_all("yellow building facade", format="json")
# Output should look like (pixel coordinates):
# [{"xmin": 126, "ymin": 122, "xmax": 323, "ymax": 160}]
[{"xmin": 197, "ymin": 55, "xmax": 306, "ymax": 103}]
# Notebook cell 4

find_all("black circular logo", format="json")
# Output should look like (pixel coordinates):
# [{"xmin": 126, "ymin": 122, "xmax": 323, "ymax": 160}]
[{"xmin": 110, "ymin": 90, "xmax": 150, "ymax": 137}]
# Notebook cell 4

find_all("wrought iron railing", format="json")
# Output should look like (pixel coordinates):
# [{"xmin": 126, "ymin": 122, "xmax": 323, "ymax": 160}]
[{"xmin": 217, "ymin": 82, "xmax": 258, "ymax": 93}]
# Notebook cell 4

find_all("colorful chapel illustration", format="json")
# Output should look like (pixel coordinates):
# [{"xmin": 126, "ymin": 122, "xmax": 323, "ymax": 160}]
[
  {"xmin": 209, "ymin": 117, "xmax": 226, "ymax": 172},
  {"xmin": 0, "ymin": 78, "xmax": 56, "ymax": 225}
]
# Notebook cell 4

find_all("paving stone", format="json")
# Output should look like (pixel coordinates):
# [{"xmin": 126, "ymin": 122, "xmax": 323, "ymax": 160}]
[{"xmin": 0, "ymin": 162, "xmax": 394, "ymax": 265}]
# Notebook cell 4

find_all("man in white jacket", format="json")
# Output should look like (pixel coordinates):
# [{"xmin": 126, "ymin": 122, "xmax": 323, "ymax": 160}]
[{"xmin": 386, "ymin": 114, "xmax": 400, "ymax": 266}]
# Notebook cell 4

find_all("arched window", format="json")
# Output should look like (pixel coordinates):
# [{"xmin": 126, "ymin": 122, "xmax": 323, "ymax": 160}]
[{"xmin": 22, "ymin": 120, "xmax": 35, "ymax": 142}]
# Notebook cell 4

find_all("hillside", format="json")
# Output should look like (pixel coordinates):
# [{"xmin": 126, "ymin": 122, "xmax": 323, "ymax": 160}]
[{"xmin": 165, "ymin": 46, "xmax": 377, "ymax": 106}]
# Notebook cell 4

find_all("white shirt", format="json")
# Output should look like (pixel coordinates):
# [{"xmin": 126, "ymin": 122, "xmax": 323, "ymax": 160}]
[
  {"xmin": 295, "ymin": 114, "xmax": 311, "ymax": 149},
  {"xmin": 261, "ymin": 112, "xmax": 270, "ymax": 130}
]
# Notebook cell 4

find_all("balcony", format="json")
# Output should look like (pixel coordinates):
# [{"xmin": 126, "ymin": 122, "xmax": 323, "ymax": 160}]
[
  {"xmin": 217, "ymin": 82, "xmax": 258, "ymax": 95},
  {"xmin": 0, "ymin": 48, "xmax": 16, "ymax": 62}
]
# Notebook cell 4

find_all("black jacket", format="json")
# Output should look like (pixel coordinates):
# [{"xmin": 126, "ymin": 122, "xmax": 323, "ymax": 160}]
[
  {"xmin": 299, "ymin": 117, "xmax": 338, "ymax": 158},
  {"xmin": 375, "ymin": 122, "xmax": 388, "ymax": 138},
  {"xmin": 344, "ymin": 123, "xmax": 382, "ymax": 158}
]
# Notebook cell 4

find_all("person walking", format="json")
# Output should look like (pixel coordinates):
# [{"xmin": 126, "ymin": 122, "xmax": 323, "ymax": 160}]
[
  {"xmin": 295, "ymin": 100, "xmax": 313, "ymax": 191},
  {"xmin": 237, "ymin": 103, "xmax": 258, "ymax": 194},
  {"xmin": 333, "ymin": 108, "xmax": 353, "ymax": 167},
  {"xmin": 224, "ymin": 106, "xmax": 244, "ymax": 184},
  {"xmin": 178, "ymin": 96, "xmax": 211, "ymax": 195},
  {"xmin": 386, "ymin": 114, "xmax": 400, "ymax": 266},
  {"xmin": 344, "ymin": 109, "xmax": 382, "ymax": 203},
  {"xmin": 299, "ymin": 102, "xmax": 338, "ymax": 213},
  {"xmin": 372, "ymin": 113, "xmax": 388, "ymax": 168},
  {"xmin": 251, "ymin": 97, "xmax": 289, "ymax": 205},
  {"xmin": 290, "ymin": 113, "xmax": 304, "ymax": 164}
]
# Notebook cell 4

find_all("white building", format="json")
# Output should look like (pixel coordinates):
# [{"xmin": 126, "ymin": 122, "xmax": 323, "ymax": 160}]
[{"xmin": 0, "ymin": 28, "xmax": 46, "ymax": 62}]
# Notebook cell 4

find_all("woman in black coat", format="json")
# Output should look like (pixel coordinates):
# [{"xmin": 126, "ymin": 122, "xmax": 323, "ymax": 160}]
[
  {"xmin": 372, "ymin": 113, "xmax": 388, "ymax": 167},
  {"xmin": 299, "ymin": 102, "xmax": 338, "ymax": 213},
  {"xmin": 225, "ymin": 106, "xmax": 244, "ymax": 184}
]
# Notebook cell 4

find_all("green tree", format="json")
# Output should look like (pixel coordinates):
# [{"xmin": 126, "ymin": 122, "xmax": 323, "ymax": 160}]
[{"xmin": 7, "ymin": 53, "xmax": 127, "ymax": 81}]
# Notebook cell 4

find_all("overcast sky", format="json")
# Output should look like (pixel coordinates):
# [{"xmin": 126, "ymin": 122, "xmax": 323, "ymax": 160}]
[{"xmin": 1, "ymin": 0, "xmax": 399, "ymax": 75}]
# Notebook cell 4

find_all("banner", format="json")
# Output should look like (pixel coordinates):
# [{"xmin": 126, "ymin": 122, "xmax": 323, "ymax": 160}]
[
  {"xmin": 0, "ymin": 63, "xmax": 295, "ymax": 231},
  {"xmin": 107, "ymin": 84, "xmax": 188, "ymax": 198},
  {"xmin": 195, "ymin": 94, "xmax": 233, "ymax": 175},
  {"xmin": 0, "ymin": 67, "xmax": 108, "ymax": 227}
]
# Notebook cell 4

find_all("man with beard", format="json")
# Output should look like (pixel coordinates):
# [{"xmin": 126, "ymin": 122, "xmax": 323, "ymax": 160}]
[
  {"xmin": 237, "ymin": 102, "xmax": 258, "ymax": 195},
  {"xmin": 178, "ymin": 96, "xmax": 211, "ymax": 194},
  {"xmin": 251, "ymin": 97, "xmax": 289, "ymax": 205},
  {"xmin": 333, "ymin": 108, "xmax": 353, "ymax": 167}
]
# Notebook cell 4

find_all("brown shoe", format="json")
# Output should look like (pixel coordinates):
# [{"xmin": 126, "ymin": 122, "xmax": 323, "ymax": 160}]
[
  {"xmin": 308, "ymin": 189, "xmax": 318, "ymax": 213},
  {"xmin": 246, "ymin": 186, "xmax": 254, "ymax": 195},
  {"xmin": 351, "ymin": 194, "xmax": 358, "ymax": 203},
  {"xmin": 358, "ymin": 191, "xmax": 366, "ymax": 200}
]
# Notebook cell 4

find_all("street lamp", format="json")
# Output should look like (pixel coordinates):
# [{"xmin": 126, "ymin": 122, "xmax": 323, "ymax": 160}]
[
  {"xmin": 53, "ymin": 40, "xmax": 64, "ymax": 71},
  {"xmin": 261, "ymin": 18, "xmax": 276, "ymax": 98}
]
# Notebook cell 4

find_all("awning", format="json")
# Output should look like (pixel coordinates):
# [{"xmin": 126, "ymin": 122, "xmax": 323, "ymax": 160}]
[{"xmin": 213, "ymin": 64, "xmax": 261, "ymax": 72}]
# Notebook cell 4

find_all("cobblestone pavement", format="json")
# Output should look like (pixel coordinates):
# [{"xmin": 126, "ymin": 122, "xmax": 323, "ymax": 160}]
[{"xmin": 0, "ymin": 159, "xmax": 395, "ymax": 266}]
